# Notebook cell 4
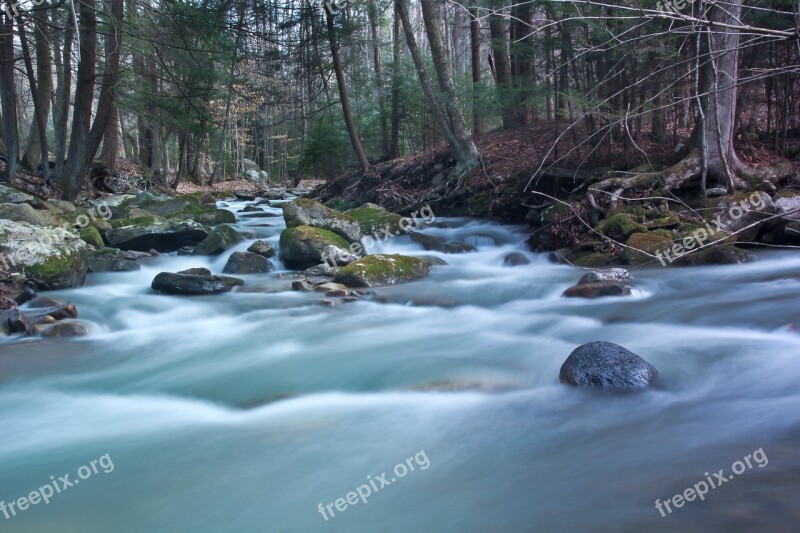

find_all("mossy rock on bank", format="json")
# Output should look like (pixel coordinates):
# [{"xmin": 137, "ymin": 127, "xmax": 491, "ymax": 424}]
[
  {"xmin": 572, "ymin": 252, "xmax": 615, "ymax": 268},
  {"xmin": 166, "ymin": 204, "xmax": 236, "ymax": 226},
  {"xmin": 346, "ymin": 204, "xmax": 405, "ymax": 235},
  {"xmin": 333, "ymin": 254, "xmax": 431, "ymax": 287},
  {"xmin": 623, "ymin": 232, "xmax": 673, "ymax": 265},
  {"xmin": 597, "ymin": 212, "xmax": 646, "ymax": 241},
  {"xmin": 673, "ymin": 245, "xmax": 755, "ymax": 266},
  {"xmin": 279, "ymin": 226, "xmax": 351, "ymax": 269},
  {"xmin": 0, "ymin": 220, "xmax": 89, "ymax": 290},
  {"xmin": 79, "ymin": 226, "xmax": 105, "ymax": 249}
]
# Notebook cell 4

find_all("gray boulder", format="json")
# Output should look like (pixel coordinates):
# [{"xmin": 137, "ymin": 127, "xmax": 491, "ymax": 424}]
[
  {"xmin": 151, "ymin": 272, "xmax": 244, "ymax": 295},
  {"xmin": 282, "ymin": 199, "xmax": 362, "ymax": 243},
  {"xmin": 192, "ymin": 225, "xmax": 243, "ymax": 255},
  {"xmin": 223, "ymin": 251, "xmax": 273, "ymax": 274},
  {"xmin": 559, "ymin": 341, "xmax": 659, "ymax": 390},
  {"xmin": 105, "ymin": 218, "xmax": 209, "ymax": 252}
]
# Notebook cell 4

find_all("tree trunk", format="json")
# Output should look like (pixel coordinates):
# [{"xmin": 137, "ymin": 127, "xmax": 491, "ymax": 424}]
[
  {"xmin": 389, "ymin": 2, "xmax": 402, "ymax": 159},
  {"xmin": 325, "ymin": 6, "xmax": 370, "ymax": 173},
  {"xmin": 488, "ymin": 3, "xmax": 515, "ymax": 128},
  {"xmin": 22, "ymin": 14, "xmax": 53, "ymax": 171},
  {"xmin": 53, "ymin": 8, "xmax": 74, "ymax": 182},
  {"xmin": 469, "ymin": 7, "xmax": 482, "ymax": 135},
  {"xmin": 61, "ymin": 0, "xmax": 97, "ymax": 199},
  {"xmin": 419, "ymin": 0, "xmax": 479, "ymax": 172},
  {"xmin": 367, "ymin": 0, "xmax": 389, "ymax": 158},
  {"xmin": 0, "ymin": 9, "xmax": 18, "ymax": 182},
  {"xmin": 16, "ymin": 15, "xmax": 50, "ymax": 185}
]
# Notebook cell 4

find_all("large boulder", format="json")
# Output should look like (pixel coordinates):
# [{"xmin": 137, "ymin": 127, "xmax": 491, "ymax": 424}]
[
  {"xmin": 282, "ymin": 199, "xmax": 362, "ymax": 243},
  {"xmin": 774, "ymin": 193, "xmax": 800, "ymax": 221},
  {"xmin": 192, "ymin": 225, "xmax": 243, "ymax": 255},
  {"xmin": 346, "ymin": 204, "xmax": 406, "ymax": 236},
  {"xmin": 673, "ymin": 245, "xmax": 754, "ymax": 266},
  {"xmin": 105, "ymin": 217, "xmax": 209, "ymax": 252},
  {"xmin": 333, "ymin": 254, "xmax": 431, "ymax": 287},
  {"xmin": 559, "ymin": 341, "xmax": 659, "ymax": 390},
  {"xmin": 0, "ymin": 220, "xmax": 89, "ymax": 290},
  {"xmin": 223, "ymin": 251, "xmax": 273, "ymax": 274},
  {"xmin": 151, "ymin": 272, "xmax": 244, "ymax": 295},
  {"xmin": 0, "ymin": 203, "xmax": 49, "ymax": 226},
  {"xmin": 279, "ymin": 226, "xmax": 351, "ymax": 269}
]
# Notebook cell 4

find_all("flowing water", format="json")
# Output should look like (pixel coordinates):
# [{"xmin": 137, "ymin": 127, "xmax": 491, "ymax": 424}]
[{"xmin": 1, "ymin": 198, "xmax": 799, "ymax": 532}]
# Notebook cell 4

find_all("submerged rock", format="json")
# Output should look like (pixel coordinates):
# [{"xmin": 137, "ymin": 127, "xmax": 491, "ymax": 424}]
[
  {"xmin": 41, "ymin": 321, "xmax": 89, "ymax": 338},
  {"xmin": 151, "ymin": 272, "xmax": 244, "ymax": 295},
  {"xmin": 282, "ymin": 199, "xmax": 362, "ymax": 243},
  {"xmin": 559, "ymin": 341, "xmax": 659, "ymax": 390},
  {"xmin": 563, "ymin": 282, "xmax": 631, "ymax": 298},
  {"xmin": 408, "ymin": 231, "xmax": 476, "ymax": 254},
  {"xmin": 333, "ymin": 254, "xmax": 431, "ymax": 287},
  {"xmin": 503, "ymin": 252, "xmax": 530, "ymax": 266},
  {"xmin": 223, "ymin": 251, "xmax": 273, "ymax": 274}
]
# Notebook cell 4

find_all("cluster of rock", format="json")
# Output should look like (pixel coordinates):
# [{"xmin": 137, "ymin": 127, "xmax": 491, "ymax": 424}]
[
  {"xmin": 1, "ymin": 291, "xmax": 89, "ymax": 339},
  {"xmin": 563, "ymin": 268, "xmax": 633, "ymax": 299},
  {"xmin": 529, "ymin": 190, "xmax": 800, "ymax": 267}
]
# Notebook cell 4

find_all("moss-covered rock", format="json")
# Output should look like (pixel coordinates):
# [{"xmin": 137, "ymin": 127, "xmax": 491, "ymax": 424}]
[
  {"xmin": 166, "ymin": 203, "xmax": 237, "ymax": 226},
  {"xmin": 572, "ymin": 252, "xmax": 614, "ymax": 267},
  {"xmin": 623, "ymin": 232, "xmax": 673, "ymax": 265},
  {"xmin": 283, "ymin": 198, "xmax": 362, "ymax": 243},
  {"xmin": 79, "ymin": 226, "xmax": 104, "ymax": 249},
  {"xmin": 673, "ymin": 245, "xmax": 755, "ymax": 266},
  {"xmin": 279, "ymin": 226, "xmax": 351, "ymax": 269},
  {"xmin": 0, "ymin": 220, "xmax": 89, "ymax": 290},
  {"xmin": 192, "ymin": 225, "xmax": 243, "ymax": 255},
  {"xmin": 0, "ymin": 203, "xmax": 49, "ymax": 226},
  {"xmin": 346, "ymin": 204, "xmax": 406, "ymax": 235},
  {"xmin": 540, "ymin": 203, "xmax": 573, "ymax": 224},
  {"xmin": 597, "ymin": 212, "xmax": 646, "ymax": 241},
  {"xmin": 333, "ymin": 254, "xmax": 431, "ymax": 287}
]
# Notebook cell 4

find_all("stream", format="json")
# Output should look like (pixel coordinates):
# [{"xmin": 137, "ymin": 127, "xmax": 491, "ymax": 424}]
[{"xmin": 1, "ymin": 197, "xmax": 799, "ymax": 532}]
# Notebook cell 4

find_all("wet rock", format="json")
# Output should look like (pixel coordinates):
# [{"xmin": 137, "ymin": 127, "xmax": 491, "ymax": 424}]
[
  {"xmin": 79, "ymin": 226, "xmax": 105, "ymax": 249},
  {"xmin": 318, "ymin": 299, "xmax": 340, "ymax": 307},
  {"xmin": 88, "ymin": 249, "xmax": 141, "ymax": 273},
  {"xmin": 578, "ymin": 268, "xmax": 630, "ymax": 284},
  {"xmin": 559, "ymin": 341, "xmax": 659, "ymax": 390},
  {"xmin": 199, "ymin": 193, "xmax": 217, "ymax": 207},
  {"xmin": 313, "ymin": 282, "xmax": 348, "ymax": 293},
  {"xmin": 408, "ymin": 231, "xmax": 476, "ymax": 253},
  {"xmin": 563, "ymin": 282, "xmax": 632, "ymax": 298},
  {"xmin": 234, "ymin": 190, "xmax": 256, "ymax": 201},
  {"xmin": 291, "ymin": 279, "xmax": 314, "ymax": 292},
  {"xmin": 105, "ymin": 218, "xmax": 209, "ymax": 252},
  {"xmin": 4, "ymin": 308, "xmax": 28, "ymax": 334},
  {"xmin": 419, "ymin": 255, "xmax": 448, "ymax": 266},
  {"xmin": 41, "ymin": 321, "xmax": 89, "ymax": 338},
  {"xmin": 333, "ymin": 254, "xmax": 431, "ymax": 288},
  {"xmin": 247, "ymin": 240, "xmax": 275, "ymax": 258},
  {"xmin": 28, "ymin": 297, "xmax": 63, "ymax": 309},
  {"xmin": 549, "ymin": 248, "xmax": 574, "ymax": 264},
  {"xmin": 705, "ymin": 187, "xmax": 728, "ymax": 198},
  {"xmin": 241, "ymin": 212, "xmax": 281, "ymax": 218},
  {"xmin": 774, "ymin": 193, "xmax": 800, "ymax": 221},
  {"xmin": 279, "ymin": 226, "xmax": 351, "ymax": 269},
  {"xmin": 223, "ymin": 252, "xmax": 273, "ymax": 274},
  {"xmin": 673, "ymin": 245, "xmax": 754, "ymax": 266},
  {"xmin": 14, "ymin": 288, "xmax": 37, "ymax": 305},
  {"xmin": 503, "ymin": 252, "xmax": 530, "ymax": 266},
  {"xmin": 36, "ymin": 303, "xmax": 79, "ymax": 321},
  {"xmin": 240, "ymin": 205, "xmax": 263, "ymax": 213},
  {"xmin": 192, "ymin": 225, "xmax": 243, "ymax": 255},
  {"xmin": 282, "ymin": 199, "xmax": 362, "ymax": 243},
  {"xmin": 302, "ymin": 264, "xmax": 338, "ymax": 277},
  {"xmin": 178, "ymin": 267, "xmax": 212, "ymax": 276},
  {"xmin": 151, "ymin": 272, "xmax": 244, "ymax": 295}
]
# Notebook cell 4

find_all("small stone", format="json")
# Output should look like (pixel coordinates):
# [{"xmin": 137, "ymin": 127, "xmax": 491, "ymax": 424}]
[
  {"xmin": 503, "ymin": 252, "xmax": 530, "ymax": 266},
  {"xmin": 247, "ymin": 240, "xmax": 276, "ymax": 258},
  {"xmin": 563, "ymin": 282, "xmax": 631, "ymax": 299},
  {"xmin": 42, "ymin": 322, "xmax": 89, "ymax": 338}
]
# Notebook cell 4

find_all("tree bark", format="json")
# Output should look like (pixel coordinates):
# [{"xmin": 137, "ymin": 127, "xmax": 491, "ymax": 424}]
[
  {"xmin": 469, "ymin": 7, "xmax": 482, "ymax": 135},
  {"xmin": 488, "ymin": 3, "xmax": 515, "ymax": 128},
  {"xmin": 16, "ymin": 14, "xmax": 50, "ymax": 184},
  {"xmin": 325, "ymin": 6, "xmax": 370, "ymax": 173},
  {"xmin": 389, "ymin": 1, "xmax": 402, "ymax": 159},
  {"xmin": 367, "ymin": 0, "xmax": 389, "ymax": 158},
  {"xmin": 419, "ymin": 0, "xmax": 479, "ymax": 172},
  {"xmin": 0, "ymin": 8, "xmax": 18, "ymax": 182},
  {"xmin": 22, "ymin": 12, "xmax": 53, "ymax": 171}
]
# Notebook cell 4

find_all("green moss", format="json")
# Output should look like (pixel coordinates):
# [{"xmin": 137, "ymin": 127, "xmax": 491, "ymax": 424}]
[
  {"xmin": 279, "ymin": 226, "xmax": 350, "ymax": 250},
  {"xmin": 79, "ymin": 226, "xmax": 105, "ymax": 248},
  {"xmin": 26, "ymin": 247, "xmax": 83, "ymax": 286},
  {"xmin": 623, "ymin": 232, "xmax": 673, "ymax": 265},
  {"xmin": 346, "ymin": 206, "xmax": 405, "ymax": 235},
  {"xmin": 541, "ymin": 203, "xmax": 573, "ymax": 224},
  {"xmin": 325, "ymin": 198, "xmax": 357, "ymax": 212},
  {"xmin": 597, "ymin": 213, "xmax": 647, "ymax": 240},
  {"xmin": 572, "ymin": 252, "xmax": 614, "ymax": 267},
  {"xmin": 333, "ymin": 254, "xmax": 431, "ymax": 287}
]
